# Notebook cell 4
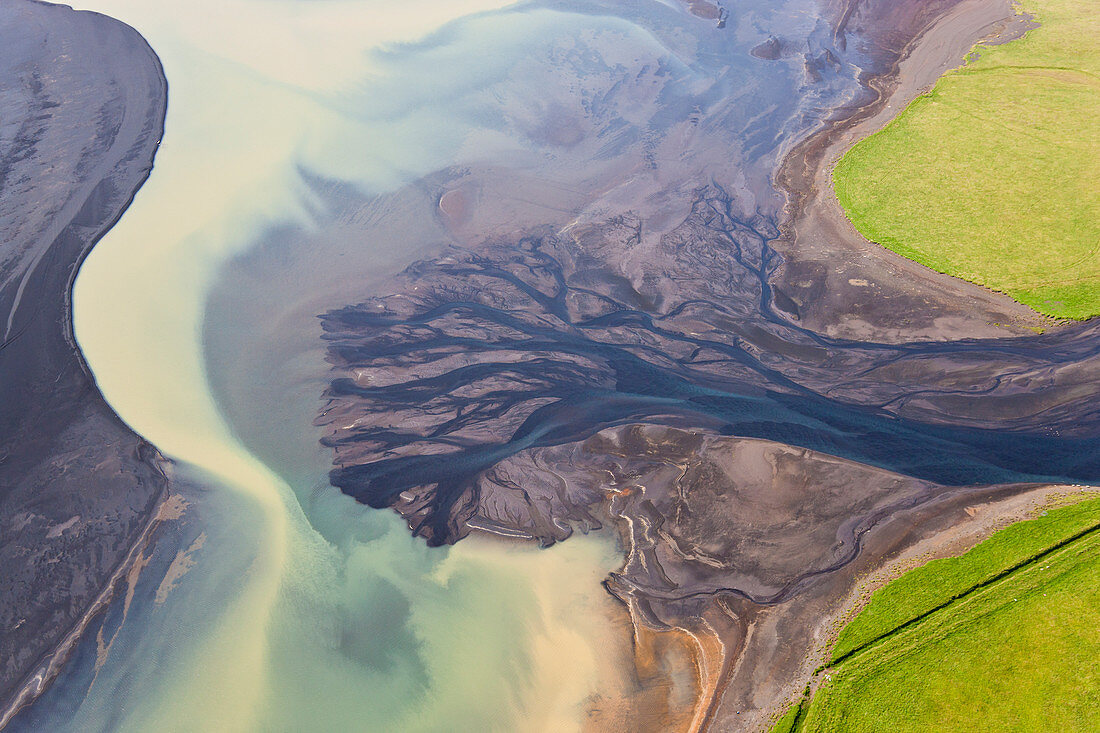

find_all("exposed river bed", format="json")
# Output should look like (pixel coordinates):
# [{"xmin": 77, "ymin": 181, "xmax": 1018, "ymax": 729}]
[{"xmin": 4, "ymin": 0, "xmax": 1096, "ymax": 730}]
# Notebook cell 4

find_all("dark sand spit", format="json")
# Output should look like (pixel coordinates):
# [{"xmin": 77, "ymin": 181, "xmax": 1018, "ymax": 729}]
[
  {"xmin": 0, "ymin": 1, "xmax": 168, "ymax": 722},
  {"xmin": 316, "ymin": 0, "xmax": 1097, "ymax": 729}
]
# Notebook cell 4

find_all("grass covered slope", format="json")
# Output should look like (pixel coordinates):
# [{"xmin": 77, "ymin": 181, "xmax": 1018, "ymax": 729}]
[
  {"xmin": 831, "ymin": 496, "xmax": 1100, "ymax": 661},
  {"xmin": 834, "ymin": 0, "xmax": 1100, "ymax": 320},
  {"xmin": 787, "ymin": 495, "xmax": 1100, "ymax": 732}
]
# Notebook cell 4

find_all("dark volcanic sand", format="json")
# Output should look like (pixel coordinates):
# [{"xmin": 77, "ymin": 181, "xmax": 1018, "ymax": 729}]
[
  {"xmin": 775, "ymin": 0, "xmax": 1047, "ymax": 342},
  {"xmin": 313, "ymin": 0, "xmax": 1098, "ymax": 729},
  {"xmin": 0, "ymin": 0, "xmax": 168, "ymax": 718},
  {"xmin": 319, "ymin": 187, "xmax": 1097, "ymax": 544}
]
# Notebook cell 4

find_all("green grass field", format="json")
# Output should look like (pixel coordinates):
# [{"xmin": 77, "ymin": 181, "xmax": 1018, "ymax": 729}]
[
  {"xmin": 769, "ymin": 695, "xmax": 805, "ymax": 733},
  {"xmin": 774, "ymin": 495, "xmax": 1100, "ymax": 732},
  {"xmin": 833, "ymin": 0, "xmax": 1100, "ymax": 320}
]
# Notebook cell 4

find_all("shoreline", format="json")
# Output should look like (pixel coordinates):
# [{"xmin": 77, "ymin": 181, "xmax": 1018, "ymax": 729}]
[
  {"xmin": 765, "ymin": 482, "xmax": 1097, "ymax": 730},
  {"xmin": 0, "ymin": 489, "xmax": 177, "ymax": 730},
  {"xmin": 695, "ymin": 1, "xmax": 1059, "ymax": 727},
  {"xmin": 772, "ymin": 0, "xmax": 1046, "ymax": 343},
  {"xmin": 4, "ymin": 1, "xmax": 1086, "ymax": 731},
  {"xmin": 0, "ymin": 0, "xmax": 170, "ymax": 722},
  {"xmin": 707, "ymin": 478, "xmax": 1095, "ymax": 731}
]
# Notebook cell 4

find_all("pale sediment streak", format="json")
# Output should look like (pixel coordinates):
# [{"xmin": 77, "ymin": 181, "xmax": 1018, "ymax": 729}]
[{"xmin": 61, "ymin": 0, "xmax": 658, "ymax": 729}]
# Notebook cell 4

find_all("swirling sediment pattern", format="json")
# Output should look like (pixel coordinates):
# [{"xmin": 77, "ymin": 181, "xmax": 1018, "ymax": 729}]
[{"xmin": 9, "ymin": 0, "xmax": 1096, "ymax": 730}]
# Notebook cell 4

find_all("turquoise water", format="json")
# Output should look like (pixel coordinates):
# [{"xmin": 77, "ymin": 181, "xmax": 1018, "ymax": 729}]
[
  {"xmin": 60, "ymin": 2, "xmax": 673, "ymax": 729},
  {"xmin": 45, "ymin": 0, "xmax": 847, "ymax": 729}
]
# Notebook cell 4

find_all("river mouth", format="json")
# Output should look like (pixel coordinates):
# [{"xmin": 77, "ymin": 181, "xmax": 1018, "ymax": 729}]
[
  {"xmin": 315, "ymin": 187, "xmax": 1098, "ymax": 547},
  {"xmin": 11, "ymin": 0, "xmax": 1097, "ymax": 730},
  {"xmin": 199, "ymin": 0, "xmax": 1097, "ymax": 727}
]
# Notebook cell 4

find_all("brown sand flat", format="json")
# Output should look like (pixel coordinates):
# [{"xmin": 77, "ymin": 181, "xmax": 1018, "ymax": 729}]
[{"xmin": 313, "ymin": 2, "xmax": 1097, "ymax": 728}]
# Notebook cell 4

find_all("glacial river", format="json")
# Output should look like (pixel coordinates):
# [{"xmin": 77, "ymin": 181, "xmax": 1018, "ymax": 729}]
[
  {"xmin": 37, "ymin": 0, "xmax": 650, "ymax": 730},
  {"xmin": 31, "ymin": 0, "xmax": 832, "ymax": 729},
  {"xmin": 15, "ymin": 0, "xmax": 1097, "ymax": 731}
]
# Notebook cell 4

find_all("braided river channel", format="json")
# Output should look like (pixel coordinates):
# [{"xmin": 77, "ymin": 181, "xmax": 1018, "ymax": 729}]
[{"xmin": 13, "ymin": 0, "xmax": 1097, "ymax": 730}]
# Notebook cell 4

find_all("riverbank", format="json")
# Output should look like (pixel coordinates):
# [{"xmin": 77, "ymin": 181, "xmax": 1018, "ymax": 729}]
[
  {"xmin": 7, "ymin": 1, "xmax": 1091, "ymax": 730},
  {"xmin": 302, "ymin": 2, "xmax": 1098, "ymax": 730},
  {"xmin": 698, "ymin": 0, "xmax": 1065, "ymax": 727},
  {"xmin": 779, "ymin": 488, "xmax": 1099, "ymax": 731},
  {"xmin": 773, "ymin": 0, "xmax": 1046, "ymax": 342},
  {"xmin": 834, "ymin": 0, "xmax": 1099, "ymax": 321},
  {"xmin": 751, "ymin": 1, "xmax": 1099, "ymax": 726},
  {"xmin": 0, "ymin": 0, "xmax": 169, "ymax": 718},
  {"xmin": 0, "ymin": 492, "xmax": 181, "ymax": 729},
  {"xmin": 754, "ymin": 482, "xmax": 1091, "ymax": 732}
]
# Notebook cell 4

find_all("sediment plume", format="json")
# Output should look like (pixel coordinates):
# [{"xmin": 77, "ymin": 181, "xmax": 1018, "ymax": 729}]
[{"xmin": 315, "ymin": 0, "xmax": 1097, "ymax": 728}]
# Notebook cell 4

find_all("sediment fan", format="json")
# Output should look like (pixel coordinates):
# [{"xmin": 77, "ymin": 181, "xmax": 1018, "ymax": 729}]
[{"xmin": 2, "ymin": 0, "xmax": 1095, "ymax": 730}]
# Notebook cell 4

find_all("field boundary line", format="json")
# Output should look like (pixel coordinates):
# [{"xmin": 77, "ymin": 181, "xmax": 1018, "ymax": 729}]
[{"xmin": 827, "ymin": 518, "xmax": 1100, "ymax": 668}]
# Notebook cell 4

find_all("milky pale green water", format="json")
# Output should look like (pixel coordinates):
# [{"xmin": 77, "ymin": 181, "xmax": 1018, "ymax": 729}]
[{"xmin": 67, "ymin": 1, "xmax": 646, "ymax": 729}]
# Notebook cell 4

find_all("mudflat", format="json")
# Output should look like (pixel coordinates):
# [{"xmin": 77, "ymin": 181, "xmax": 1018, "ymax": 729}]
[
  {"xmin": 833, "ymin": 0, "xmax": 1100, "ymax": 320},
  {"xmin": 313, "ymin": 0, "xmax": 1098, "ymax": 729},
  {"xmin": 0, "ymin": 0, "xmax": 168, "ymax": 719},
  {"xmin": 2, "ymin": 0, "xmax": 1089, "ymax": 729},
  {"xmin": 775, "ymin": 0, "xmax": 1046, "ymax": 342}
]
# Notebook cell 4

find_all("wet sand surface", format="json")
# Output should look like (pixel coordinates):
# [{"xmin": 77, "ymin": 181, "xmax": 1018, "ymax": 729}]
[
  {"xmin": 775, "ymin": 0, "xmax": 1046, "ymax": 342},
  {"xmin": 0, "ymin": 0, "xmax": 168, "ymax": 720},
  {"xmin": 312, "ymin": 0, "xmax": 1098, "ymax": 728},
  {"xmin": 2, "ymin": 0, "xmax": 1095, "ymax": 730}
]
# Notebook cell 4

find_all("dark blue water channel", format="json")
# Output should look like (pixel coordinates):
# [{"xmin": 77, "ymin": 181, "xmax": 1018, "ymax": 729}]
[{"xmin": 321, "ymin": 189, "xmax": 1100, "ymax": 543}]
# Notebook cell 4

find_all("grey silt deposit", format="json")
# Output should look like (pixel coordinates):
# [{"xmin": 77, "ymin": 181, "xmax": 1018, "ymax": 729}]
[
  {"xmin": 311, "ymin": 0, "xmax": 1098, "ymax": 726},
  {"xmin": 0, "ymin": 0, "xmax": 168, "ymax": 714}
]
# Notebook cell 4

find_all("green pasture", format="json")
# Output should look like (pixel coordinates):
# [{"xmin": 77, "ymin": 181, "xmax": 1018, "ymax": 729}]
[
  {"xmin": 834, "ymin": 0, "xmax": 1100, "ymax": 319},
  {"xmin": 773, "ymin": 495, "xmax": 1100, "ymax": 732}
]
